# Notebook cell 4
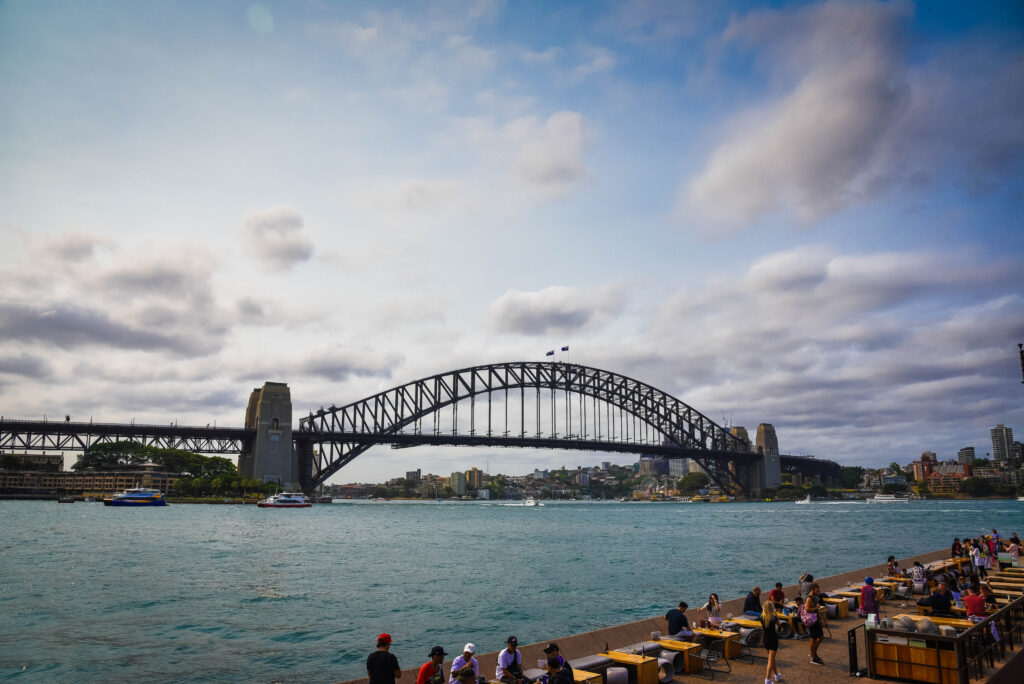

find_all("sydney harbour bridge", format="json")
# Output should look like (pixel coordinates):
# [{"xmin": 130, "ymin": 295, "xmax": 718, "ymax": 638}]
[{"xmin": 0, "ymin": 361, "xmax": 840, "ymax": 497}]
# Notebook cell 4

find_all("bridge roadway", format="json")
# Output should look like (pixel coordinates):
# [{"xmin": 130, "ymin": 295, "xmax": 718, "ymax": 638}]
[{"xmin": 0, "ymin": 418, "xmax": 838, "ymax": 478}]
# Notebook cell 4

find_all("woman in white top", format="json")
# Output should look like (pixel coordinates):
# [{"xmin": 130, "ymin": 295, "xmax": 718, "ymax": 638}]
[{"xmin": 700, "ymin": 593, "xmax": 721, "ymax": 619}]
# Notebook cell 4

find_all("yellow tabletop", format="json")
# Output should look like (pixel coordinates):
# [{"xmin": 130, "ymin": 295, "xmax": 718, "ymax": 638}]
[
  {"xmin": 691, "ymin": 627, "xmax": 738, "ymax": 639},
  {"xmin": 600, "ymin": 652, "xmax": 655, "ymax": 665},
  {"xmin": 895, "ymin": 613, "xmax": 974, "ymax": 629},
  {"xmin": 873, "ymin": 580, "xmax": 899, "ymax": 589},
  {"xmin": 725, "ymin": 617, "xmax": 762, "ymax": 629},
  {"xmin": 655, "ymin": 639, "xmax": 701, "ymax": 652},
  {"xmin": 572, "ymin": 670, "xmax": 601, "ymax": 683},
  {"xmin": 651, "ymin": 639, "xmax": 703, "ymax": 674}
]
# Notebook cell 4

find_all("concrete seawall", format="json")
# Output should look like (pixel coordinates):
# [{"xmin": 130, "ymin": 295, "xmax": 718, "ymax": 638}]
[{"xmin": 337, "ymin": 547, "xmax": 950, "ymax": 684}]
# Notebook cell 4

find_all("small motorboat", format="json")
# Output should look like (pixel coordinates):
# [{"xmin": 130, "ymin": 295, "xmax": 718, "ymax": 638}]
[
  {"xmin": 257, "ymin": 492, "xmax": 312, "ymax": 508},
  {"xmin": 795, "ymin": 494, "xmax": 812, "ymax": 504}
]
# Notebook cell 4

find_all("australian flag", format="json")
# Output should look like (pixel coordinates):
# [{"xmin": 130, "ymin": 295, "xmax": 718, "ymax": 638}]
[
  {"xmin": 561, "ymin": 346, "xmax": 569, "ymax": 352},
  {"xmin": 545, "ymin": 350, "xmax": 555, "ymax": 356}
]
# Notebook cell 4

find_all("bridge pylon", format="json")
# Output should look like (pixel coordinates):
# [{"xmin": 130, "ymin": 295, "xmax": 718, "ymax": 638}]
[{"xmin": 239, "ymin": 382, "xmax": 298, "ymax": 490}]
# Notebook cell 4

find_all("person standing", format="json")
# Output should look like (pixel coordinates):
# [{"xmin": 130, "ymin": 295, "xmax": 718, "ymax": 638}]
[
  {"xmin": 859, "ymin": 578, "xmax": 879, "ymax": 619},
  {"xmin": 971, "ymin": 542, "xmax": 987, "ymax": 578},
  {"xmin": 761, "ymin": 601, "xmax": 781, "ymax": 684},
  {"xmin": 664, "ymin": 601, "xmax": 694, "ymax": 639},
  {"xmin": 496, "ymin": 636, "xmax": 524, "ymax": 684},
  {"xmin": 804, "ymin": 584, "xmax": 824, "ymax": 665},
  {"xmin": 368, "ymin": 633, "xmax": 402, "ymax": 684},
  {"xmin": 448, "ymin": 644, "xmax": 478, "ymax": 684}
]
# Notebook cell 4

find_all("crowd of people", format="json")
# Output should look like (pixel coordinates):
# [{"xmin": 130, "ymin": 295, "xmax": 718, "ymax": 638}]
[
  {"xmin": 366, "ymin": 634, "xmax": 571, "ymax": 684},
  {"xmin": 370, "ymin": 534, "xmax": 1019, "ymax": 684}
]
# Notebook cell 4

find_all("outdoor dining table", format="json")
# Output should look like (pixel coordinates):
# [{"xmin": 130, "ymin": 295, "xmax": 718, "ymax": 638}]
[
  {"xmin": 690, "ymin": 628, "xmax": 741, "ymax": 659},
  {"xmin": 895, "ymin": 613, "xmax": 975, "ymax": 629},
  {"xmin": 652, "ymin": 638, "xmax": 703, "ymax": 674},
  {"xmin": 598, "ymin": 651, "xmax": 659, "ymax": 684}
]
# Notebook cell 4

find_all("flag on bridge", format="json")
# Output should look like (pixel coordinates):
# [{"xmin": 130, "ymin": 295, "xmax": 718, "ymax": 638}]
[
  {"xmin": 561, "ymin": 346, "xmax": 569, "ymax": 352},
  {"xmin": 545, "ymin": 350, "xmax": 555, "ymax": 356}
]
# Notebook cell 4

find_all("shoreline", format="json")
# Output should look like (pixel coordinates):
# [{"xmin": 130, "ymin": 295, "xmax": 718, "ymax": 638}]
[{"xmin": 336, "ymin": 547, "xmax": 953, "ymax": 684}]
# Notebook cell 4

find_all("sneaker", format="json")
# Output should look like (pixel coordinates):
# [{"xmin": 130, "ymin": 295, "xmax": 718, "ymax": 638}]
[
  {"xmin": 775, "ymin": 674, "xmax": 784, "ymax": 681},
  {"xmin": 811, "ymin": 657, "xmax": 824, "ymax": 665}
]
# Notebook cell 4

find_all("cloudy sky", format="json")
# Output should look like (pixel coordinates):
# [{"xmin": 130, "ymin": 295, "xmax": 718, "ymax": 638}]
[{"xmin": 2, "ymin": 0, "xmax": 1023, "ymax": 482}]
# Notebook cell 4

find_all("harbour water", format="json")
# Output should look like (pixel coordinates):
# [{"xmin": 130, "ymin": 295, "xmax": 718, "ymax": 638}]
[{"xmin": 2, "ymin": 498, "xmax": 1021, "ymax": 682}]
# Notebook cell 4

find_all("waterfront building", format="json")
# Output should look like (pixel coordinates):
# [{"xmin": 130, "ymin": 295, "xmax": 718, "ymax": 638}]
[
  {"xmin": 910, "ymin": 451, "xmax": 938, "ymax": 481},
  {"xmin": 450, "ymin": 471, "xmax": 466, "ymax": 496},
  {"xmin": 957, "ymin": 446, "xmax": 976, "ymax": 465},
  {"xmin": 668, "ymin": 458, "xmax": 690, "ymax": 478},
  {"xmin": 922, "ymin": 461, "xmax": 970, "ymax": 494},
  {"xmin": 576, "ymin": 472, "xmax": 590, "ymax": 487},
  {"xmin": 532, "ymin": 468, "xmax": 548, "ymax": 480},
  {"xmin": 405, "ymin": 469, "xmax": 421, "ymax": 483},
  {"xmin": 465, "ymin": 467, "xmax": 482, "ymax": 490},
  {"xmin": 0, "ymin": 464, "xmax": 174, "ymax": 496},
  {"xmin": 637, "ymin": 455, "xmax": 668, "ymax": 476},
  {"xmin": 991, "ymin": 424, "xmax": 1014, "ymax": 462}
]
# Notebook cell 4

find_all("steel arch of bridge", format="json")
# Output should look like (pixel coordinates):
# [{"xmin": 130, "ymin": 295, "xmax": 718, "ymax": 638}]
[{"xmin": 297, "ymin": 361, "xmax": 756, "ymax": 494}]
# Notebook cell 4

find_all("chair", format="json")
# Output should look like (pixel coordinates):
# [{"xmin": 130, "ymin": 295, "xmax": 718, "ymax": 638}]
[
  {"xmin": 735, "ymin": 627, "xmax": 763, "ymax": 663},
  {"xmin": 693, "ymin": 638, "xmax": 730, "ymax": 680},
  {"xmin": 655, "ymin": 658, "xmax": 674, "ymax": 684},
  {"xmin": 656, "ymin": 649, "xmax": 686, "ymax": 673},
  {"xmin": 605, "ymin": 667, "xmax": 628, "ymax": 684},
  {"xmin": 775, "ymin": 619, "xmax": 793, "ymax": 639}
]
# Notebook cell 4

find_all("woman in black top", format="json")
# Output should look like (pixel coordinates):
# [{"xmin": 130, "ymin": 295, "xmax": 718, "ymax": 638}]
[{"xmin": 761, "ymin": 601, "xmax": 781, "ymax": 683}]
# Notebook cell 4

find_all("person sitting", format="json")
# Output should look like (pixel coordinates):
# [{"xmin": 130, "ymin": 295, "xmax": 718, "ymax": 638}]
[
  {"xmin": 664, "ymin": 601, "xmax": 694, "ymax": 639},
  {"xmin": 886, "ymin": 556, "xmax": 899, "ymax": 577},
  {"xmin": 743, "ymin": 586, "xmax": 762, "ymax": 617},
  {"xmin": 542, "ymin": 644, "xmax": 572, "ymax": 677},
  {"xmin": 911, "ymin": 561, "xmax": 927, "ymax": 584},
  {"xmin": 963, "ymin": 585, "xmax": 987, "ymax": 618},
  {"xmin": 768, "ymin": 582, "xmax": 786, "ymax": 608},
  {"xmin": 545, "ymin": 656, "xmax": 571, "ymax": 684},
  {"xmin": 699, "ymin": 593, "xmax": 722, "ymax": 626},
  {"xmin": 919, "ymin": 585, "xmax": 953, "ymax": 617},
  {"xmin": 496, "ymin": 636, "xmax": 524, "ymax": 684},
  {"xmin": 448, "ymin": 644, "xmax": 478, "ymax": 684}
]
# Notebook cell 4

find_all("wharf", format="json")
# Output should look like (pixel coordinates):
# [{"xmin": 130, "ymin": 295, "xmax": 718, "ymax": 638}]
[{"xmin": 337, "ymin": 548, "xmax": 1024, "ymax": 684}]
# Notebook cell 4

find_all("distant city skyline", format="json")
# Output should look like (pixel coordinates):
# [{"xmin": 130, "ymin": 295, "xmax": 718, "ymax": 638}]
[{"xmin": 1, "ymin": 1, "xmax": 1022, "ymax": 482}]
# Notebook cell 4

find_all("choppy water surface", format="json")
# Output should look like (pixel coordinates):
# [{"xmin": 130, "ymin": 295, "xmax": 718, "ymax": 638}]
[{"xmin": 1, "ymin": 498, "xmax": 1020, "ymax": 682}]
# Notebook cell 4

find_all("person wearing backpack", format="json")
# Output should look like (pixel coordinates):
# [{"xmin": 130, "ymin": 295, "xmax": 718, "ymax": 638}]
[{"xmin": 802, "ymin": 584, "xmax": 824, "ymax": 665}]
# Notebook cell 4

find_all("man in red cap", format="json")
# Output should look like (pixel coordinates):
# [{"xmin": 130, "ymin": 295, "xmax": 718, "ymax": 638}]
[{"xmin": 368, "ymin": 633, "xmax": 401, "ymax": 684}]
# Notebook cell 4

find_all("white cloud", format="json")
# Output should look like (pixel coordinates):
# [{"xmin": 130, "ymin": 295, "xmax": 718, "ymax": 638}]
[
  {"xmin": 243, "ymin": 204, "xmax": 315, "ymax": 271},
  {"xmin": 681, "ymin": 0, "xmax": 1024, "ymax": 228},
  {"xmin": 488, "ymin": 285, "xmax": 624, "ymax": 335},
  {"xmin": 509, "ymin": 111, "xmax": 590, "ymax": 197},
  {"xmin": 573, "ymin": 45, "xmax": 617, "ymax": 78}
]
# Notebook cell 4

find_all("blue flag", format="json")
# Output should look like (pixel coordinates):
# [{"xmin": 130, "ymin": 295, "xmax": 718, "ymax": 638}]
[
  {"xmin": 561, "ymin": 346, "xmax": 569, "ymax": 351},
  {"xmin": 545, "ymin": 350, "xmax": 554, "ymax": 356}
]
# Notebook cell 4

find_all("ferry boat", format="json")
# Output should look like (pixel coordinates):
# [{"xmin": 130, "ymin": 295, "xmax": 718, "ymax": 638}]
[
  {"xmin": 103, "ymin": 487, "xmax": 167, "ymax": 506},
  {"xmin": 257, "ymin": 492, "xmax": 312, "ymax": 508},
  {"xmin": 867, "ymin": 493, "xmax": 910, "ymax": 503}
]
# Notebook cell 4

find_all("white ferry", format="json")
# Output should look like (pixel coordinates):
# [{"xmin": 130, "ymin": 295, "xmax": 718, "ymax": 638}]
[
  {"xmin": 257, "ymin": 492, "xmax": 312, "ymax": 508},
  {"xmin": 795, "ymin": 494, "xmax": 813, "ymax": 504},
  {"xmin": 103, "ymin": 487, "xmax": 167, "ymax": 507},
  {"xmin": 867, "ymin": 493, "xmax": 910, "ymax": 503}
]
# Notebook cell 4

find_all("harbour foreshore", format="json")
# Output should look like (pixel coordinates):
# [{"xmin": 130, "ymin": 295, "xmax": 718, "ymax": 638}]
[{"xmin": 338, "ymin": 548, "xmax": 956, "ymax": 684}]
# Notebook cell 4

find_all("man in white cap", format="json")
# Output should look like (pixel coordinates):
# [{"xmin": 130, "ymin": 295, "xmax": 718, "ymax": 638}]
[{"xmin": 448, "ymin": 643, "xmax": 479, "ymax": 684}]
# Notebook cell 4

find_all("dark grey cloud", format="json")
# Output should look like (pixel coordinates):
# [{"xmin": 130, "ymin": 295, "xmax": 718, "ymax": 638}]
[
  {"xmin": 43, "ymin": 232, "xmax": 107, "ymax": 262},
  {"xmin": 233, "ymin": 349, "xmax": 400, "ymax": 383},
  {"xmin": 0, "ymin": 353, "xmax": 53, "ymax": 378},
  {"xmin": 488, "ymin": 286, "xmax": 624, "ymax": 335},
  {"xmin": 0, "ymin": 302, "xmax": 216, "ymax": 355},
  {"xmin": 243, "ymin": 205, "xmax": 315, "ymax": 270}
]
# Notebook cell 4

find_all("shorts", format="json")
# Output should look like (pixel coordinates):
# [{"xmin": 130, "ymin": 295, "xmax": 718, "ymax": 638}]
[{"xmin": 808, "ymin": 621, "xmax": 824, "ymax": 639}]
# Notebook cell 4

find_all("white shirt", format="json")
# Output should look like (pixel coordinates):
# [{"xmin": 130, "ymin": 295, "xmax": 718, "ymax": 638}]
[
  {"xmin": 496, "ymin": 648, "xmax": 521, "ymax": 679},
  {"xmin": 449, "ymin": 655, "xmax": 479, "ymax": 684}
]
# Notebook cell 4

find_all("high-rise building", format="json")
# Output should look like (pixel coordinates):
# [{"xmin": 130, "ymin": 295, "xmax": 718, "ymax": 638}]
[
  {"xmin": 755, "ymin": 424, "xmax": 779, "ymax": 457},
  {"xmin": 450, "ymin": 471, "xmax": 466, "ymax": 496},
  {"xmin": 669, "ymin": 458, "xmax": 690, "ymax": 478},
  {"xmin": 405, "ymin": 469, "xmax": 421, "ymax": 483},
  {"xmin": 465, "ymin": 467, "xmax": 482, "ymax": 490},
  {"xmin": 991, "ymin": 425, "xmax": 1014, "ymax": 462},
  {"xmin": 957, "ymin": 447, "xmax": 975, "ymax": 465},
  {"xmin": 911, "ymin": 452, "xmax": 938, "ymax": 481}
]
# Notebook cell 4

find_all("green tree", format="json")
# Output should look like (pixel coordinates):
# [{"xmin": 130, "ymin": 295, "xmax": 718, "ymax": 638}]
[
  {"xmin": 73, "ymin": 440, "xmax": 151, "ymax": 470},
  {"xmin": 959, "ymin": 478, "xmax": 994, "ymax": 498},
  {"xmin": 840, "ymin": 466, "xmax": 865, "ymax": 489},
  {"xmin": 679, "ymin": 472, "xmax": 710, "ymax": 494},
  {"xmin": 808, "ymin": 484, "xmax": 829, "ymax": 498},
  {"xmin": 971, "ymin": 458, "xmax": 993, "ymax": 468},
  {"xmin": 882, "ymin": 483, "xmax": 908, "ymax": 494}
]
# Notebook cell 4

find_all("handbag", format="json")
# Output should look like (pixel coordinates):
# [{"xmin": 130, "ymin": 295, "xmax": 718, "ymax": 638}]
[{"xmin": 800, "ymin": 605, "xmax": 818, "ymax": 626}]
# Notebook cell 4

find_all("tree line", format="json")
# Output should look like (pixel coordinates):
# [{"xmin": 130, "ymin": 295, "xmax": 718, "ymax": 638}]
[{"xmin": 72, "ymin": 441, "xmax": 281, "ymax": 497}]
